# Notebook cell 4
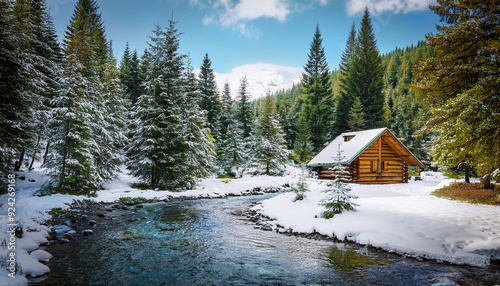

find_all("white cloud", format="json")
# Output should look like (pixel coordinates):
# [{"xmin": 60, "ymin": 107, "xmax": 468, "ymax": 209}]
[
  {"xmin": 346, "ymin": 0, "xmax": 436, "ymax": 15},
  {"xmin": 193, "ymin": 0, "xmax": 329, "ymax": 38}
]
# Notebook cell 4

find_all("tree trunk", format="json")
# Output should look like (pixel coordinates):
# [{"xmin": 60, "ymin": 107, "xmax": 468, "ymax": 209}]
[
  {"xmin": 480, "ymin": 174, "xmax": 491, "ymax": 189},
  {"xmin": 42, "ymin": 141, "xmax": 51, "ymax": 165},
  {"xmin": 13, "ymin": 149, "xmax": 25, "ymax": 171},
  {"xmin": 29, "ymin": 135, "xmax": 41, "ymax": 170},
  {"xmin": 464, "ymin": 163, "xmax": 470, "ymax": 183}
]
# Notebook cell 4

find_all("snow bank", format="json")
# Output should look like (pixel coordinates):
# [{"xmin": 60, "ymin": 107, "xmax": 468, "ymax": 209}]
[{"xmin": 253, "ymin": 172, "xmax": 500, "ymax": 267}]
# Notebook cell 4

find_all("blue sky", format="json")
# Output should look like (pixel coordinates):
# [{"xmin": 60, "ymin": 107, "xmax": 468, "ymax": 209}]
[{"xmin": 49, "ymin": 0, "xmax": 440, "ymax": 74}]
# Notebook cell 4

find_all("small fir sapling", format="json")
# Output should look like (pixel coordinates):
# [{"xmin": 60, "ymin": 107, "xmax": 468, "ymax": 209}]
[
  {"xmin": 320, "ymin": 146, "xmax": 358, "ymax": 219},
  {"xmin": 293, "ymin": 164, "xmax": 309, "ymax": 201}
]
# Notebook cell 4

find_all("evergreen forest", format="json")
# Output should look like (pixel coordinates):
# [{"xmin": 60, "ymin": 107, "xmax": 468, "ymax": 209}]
[{"xmin": 1, "ymin": 0, "xmax": 498, "ymax": 195}]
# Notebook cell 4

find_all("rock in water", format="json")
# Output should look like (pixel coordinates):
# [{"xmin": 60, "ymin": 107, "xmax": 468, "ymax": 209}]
[{"xmin": 82, "ymin": 229, "xmax": 94, "ymax": 236}]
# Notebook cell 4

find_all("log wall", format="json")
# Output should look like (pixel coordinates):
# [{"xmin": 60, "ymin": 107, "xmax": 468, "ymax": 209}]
[{"xmin": 315, "ymin": 137, "xmax": 408, "ymax": 184}]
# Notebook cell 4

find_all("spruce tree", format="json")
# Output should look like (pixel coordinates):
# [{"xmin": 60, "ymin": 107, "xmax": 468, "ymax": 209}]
[
  {"xmin": 413, "ymin": 0, "xmax": 500, "ymax": 187},
  {"xmin": 300, "ymin": 24, "xmax": 333, "ymax": 152},
  {"xmin": 218, "ymin": 81, "xmax": 233, "ymax": 141},
  {"xmin": 293, "ymin": 117, "xmax": 314, "ymax": 163},
  {"xmin": 44, "ymin": 34, "xmax": 101, "ymax": 194},
  {"xmin": 0, "ymin": 0, "xmax": 33, "ymax": 174},
  {"xmin": 235, "ymin": 76, "xmax": 254, "ymax": 138},
  {"xmin": 347, "ymin": 96, "xmax": 365, "ymax": 131},
  {"xmin": 350, "ymin": 8, "xmax": 384, "ymax": 129},
  {"xmin": 127, "ymin": 20, "xmax": 214, "ymax": 189},
  {"xmin": 250, "ymin": 95, "xmax": 288, "ymax": 175},
  {"xmin": 320, "ymin": 148, "xmax": 357, "ymax": 219},
  {"xmin": 334, "ymin": 22, "xmax": 357, "ymax": 136},
  {"xmin": 63, "ymin": 0, "xmax": 108, "ymax": 73},
  {"xmin": 198, "ymin": 53, "xmax": 222, "ymax": 139},
  {"xmin": 182, "ymin": 58, "xmax": 216, "ymax": 182}
]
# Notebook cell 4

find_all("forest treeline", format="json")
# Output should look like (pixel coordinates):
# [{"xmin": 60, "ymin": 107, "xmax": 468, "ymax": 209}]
[{"xmin": 1, "ymin": 0, "xmax": 498, "ymax": 194}]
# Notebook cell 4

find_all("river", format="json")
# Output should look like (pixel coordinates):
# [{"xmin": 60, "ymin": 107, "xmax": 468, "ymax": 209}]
[{"xmin": 34, "ymin": 194, "xmax": 499, "ymax": 285}]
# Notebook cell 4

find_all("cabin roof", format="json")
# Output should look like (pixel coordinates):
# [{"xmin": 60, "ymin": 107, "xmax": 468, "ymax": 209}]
[{"xmin": 307, "ymin": 128, "xmax": 424, "ymax": 167}]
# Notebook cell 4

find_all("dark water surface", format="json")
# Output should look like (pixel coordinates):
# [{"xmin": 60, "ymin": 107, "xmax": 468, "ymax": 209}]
[{"xmin": 36, "ymin": 195, "xmax": 499, "ymax": 285}]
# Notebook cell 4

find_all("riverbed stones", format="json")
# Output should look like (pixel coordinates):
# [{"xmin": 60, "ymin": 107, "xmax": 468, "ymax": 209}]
[
  {"xmin": 82, "ymin": 229, "xmax": 93, "ymax": 236},
  {"xmin": 88, "ymin": 220, "xmax": 97, "ymax": 226}
]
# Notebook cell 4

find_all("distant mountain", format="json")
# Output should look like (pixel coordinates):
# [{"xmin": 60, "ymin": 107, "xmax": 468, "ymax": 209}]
[{"xmin": 213, "ymin": 63, "xmax": 302, "ymax": 101}]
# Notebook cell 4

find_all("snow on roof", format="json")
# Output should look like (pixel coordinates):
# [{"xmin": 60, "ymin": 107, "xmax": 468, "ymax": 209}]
[{"xmin": 308, "ymin": 128, "xmax": 387, "ymax": 166}]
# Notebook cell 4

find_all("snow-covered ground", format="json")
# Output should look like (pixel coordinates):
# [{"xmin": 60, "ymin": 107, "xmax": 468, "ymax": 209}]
[
  {"xmin": 1, "ymin": 167, "xmax": 499, "ymax": 285},
  {"xmin": 252, "ymin": 172, "xmax": 500, "ymax": 267}
]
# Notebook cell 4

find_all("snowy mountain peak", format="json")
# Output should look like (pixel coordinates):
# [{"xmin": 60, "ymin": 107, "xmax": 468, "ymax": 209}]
[{"xmin": 213, "ymin": 63, "xmax": 302, "ymax": 101}]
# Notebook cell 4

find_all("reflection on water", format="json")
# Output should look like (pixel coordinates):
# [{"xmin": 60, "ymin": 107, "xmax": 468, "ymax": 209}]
[{"xmin": 37, "ymin": 195, "xmax": 500, "ymax": 286}]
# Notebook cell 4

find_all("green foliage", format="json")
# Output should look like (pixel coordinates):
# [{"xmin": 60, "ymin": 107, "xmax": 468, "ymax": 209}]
[
  {"xmin": 320, "ymin": 149, "xmax": 357, "ymax": 219},
  {"xmin": 251, "ymin": 94, "xmax": 288, "ymax": 175},
  {"xmin": 235, "ymin": 76, "xmax": 254, "ymax": 138},
  {"xmin": 347, "ymin": 96, "xmax": 365, "ymax": 131},
  {"xmin": 413, "ymin": 0, "xmax": 500, "ymax": 179},
  {"xmin": 300, "ymin": 24, "xmax": 334, "ymax": 152},
  {"xmin": 198, "ymin": 53, "xmax": 222, "ymax": 139},
  {"xmin": 293, "ymin": 164, "xmax": 309, "ymax": 201},
  {"xmin": 48, "ymin": 207, "xmax": 69, "ymax": 217},
  {"xmin": 119, "ymin": 196, "xmax": 146, "ymax": 204}
]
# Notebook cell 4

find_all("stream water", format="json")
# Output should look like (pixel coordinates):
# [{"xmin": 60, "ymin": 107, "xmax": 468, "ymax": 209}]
[{"xmin": 35, "ymin": 195, "xmax": 499, "ymax": 285}]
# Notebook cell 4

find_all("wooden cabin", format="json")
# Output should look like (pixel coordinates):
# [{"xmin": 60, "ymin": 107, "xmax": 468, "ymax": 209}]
[{"xmin": 307, "ymin": 128, "xmax": 424, "ymax": 184}]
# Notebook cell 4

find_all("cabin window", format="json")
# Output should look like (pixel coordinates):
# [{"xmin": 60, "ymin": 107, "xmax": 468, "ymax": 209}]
[
  {"xmin": 383, "ymin": 161, "xmax": 389, "ymax": 171},
  {"xmin": 370, "ymin": 161, "xmax": 378, "ymax": 172},
  {"xmin": 343, "ymin": 135, "xmax": 355, "ymax": 142}
]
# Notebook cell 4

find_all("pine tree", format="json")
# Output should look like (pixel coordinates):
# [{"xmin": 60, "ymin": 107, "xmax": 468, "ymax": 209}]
[
  {"xmin": 250, "ymin": 95, "xmax": 288, "ymax": 175},
  {"xmin": 347, "ymin": 96, "xmax": 365, "ymax": 131},
  {"xmin": 413, "ymin": 0, "xmax": 500, "ymax": 187},
  {"xmin": 44, "ymin": 38, "xmax": 101, "ymax": 194},
  {"xmin": 63, "ymin": 0, "xmax": 108, "ymax": 73},
  {"xmin": 198, "ymin": 53, "xmax": 221, "ymax": 139},
  {"xmin": 220, "ymin": 120, "xmax": 247, "ymax": 177},
  {"xmin": 293, "ymin": 117, "xmax": 314, "ymax": 163},
  {"xmin": 334, "ymin": 22, "xmax": 358, "ymax": 136},
  {"xmin": 43, "ymin": 0, "xmax": 125, "ymax": 194},
  {"xmin": 320, "ymin": 148, "xmax": 357, "ymax": 219},
  {"xmin": 350, "ymin": 8, "xmax": 384, "ymax": 129},
  {"xmin": 181, "ymin": 58, "xmax": 216, "ymax": 183},
  {"xmin": 293, "ymin": 164, "xmax": 309, "ymax": 201},
  {"xmin": 218, "ymin": 81, "xmax": 233, "ymax": 141},
  {"xmin": 0, "ymin": 0, "xmax": 32, "ymax": 174},
  {"xmin": 300, "ymin": 24, "xmax": 333, "ymax": 152},
  {"xmin": 235, "ymin": 76, "xmax": 254, "ymax": 138},
  {"xmin": 127, "ymin": 20, "xmax": 214, "ymax": 189},
  {"xmin": 128, "ymin": 49, "xmax": 141, "ymax": 104},
  {"xmin": 95, "ymin": 44, "xmax": 127, "ymax": 182}
]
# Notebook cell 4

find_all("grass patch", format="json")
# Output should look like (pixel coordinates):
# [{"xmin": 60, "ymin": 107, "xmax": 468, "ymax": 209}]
[
  {"xmin": 119, "ymin": 197, "xmax": 147, "ymax": 205},
  {"xmin": 323, "ymin": 245, "xmax": 388, "ymax": 270},
  {"xmin": 431, "ymin": 182, "xmax": 500, "ymax": 205},
  {"xmin": 217, "ymin": 174, "xmax": 235, "ymax": 179}
]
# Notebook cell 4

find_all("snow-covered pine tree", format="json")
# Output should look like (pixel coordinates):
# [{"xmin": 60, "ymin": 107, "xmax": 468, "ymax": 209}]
[
  {"xmin": 198, "ymin": 53, "xmax": 221, "ymax": 141},
  {"xmin": 94, "ymin": 44, "xmax": 127, "ymax": 182},
  {"xmin": 235, "ymin": 76, "xmax": 254, "ymax": 139},
  {"xmin": 127, "ymin": 20, "xmax": 213, "ymax": 189},
  {"xmin": 219, "ymin": 120, "xmax": 247, "ymax": 177},
  {"xmin": 250, "ymin": 94, "xmax": 288, "ymax": 175},
  {"xmin": 218, "ymin": 81, "xmax": 233, "ymax": 143},
  {"xmin": 320, "ymin": 147, "xmax": 357, "ymax": 219},
  {"xmin": 44, "ymin": 38, "xmax": 100, "ymax": 194},
  {"xmin": 181, "ymin": 58, "xmax": 216, "ymax": 186},
  {"xmin": 293, "ymin": 164, "xmax": 309, "ymax": 201}
]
